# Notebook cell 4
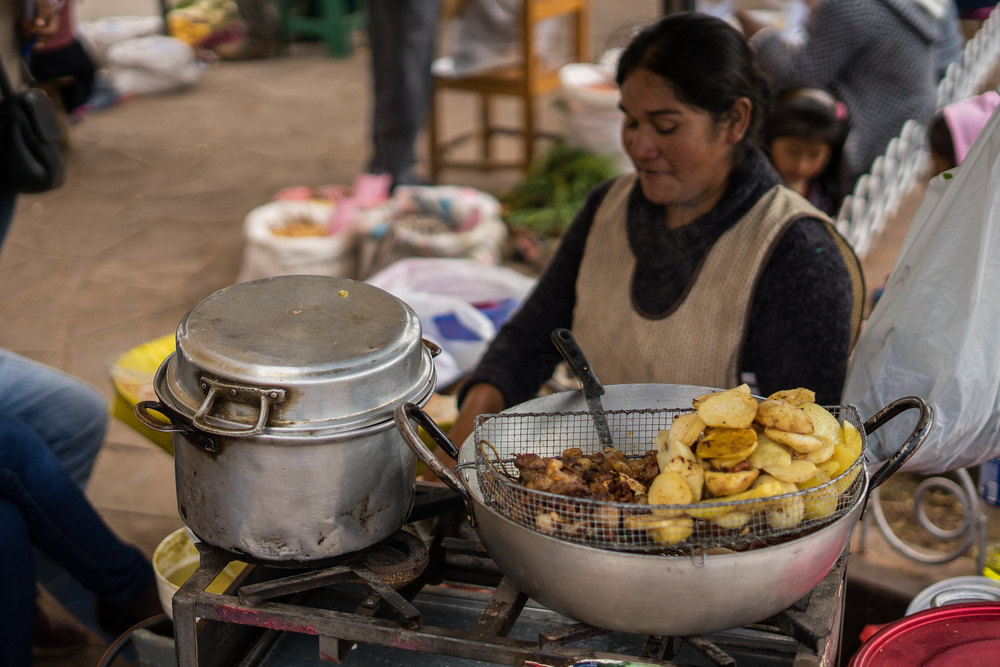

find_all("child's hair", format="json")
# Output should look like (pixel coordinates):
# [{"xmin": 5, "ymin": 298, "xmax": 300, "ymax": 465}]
[
  {"xmin": 764, "ymin": 88, "xmax": 850, "ymax": 212},
  {"xmin": 927, "ymin": 113, "xmax": 956, "ymax": 171}
]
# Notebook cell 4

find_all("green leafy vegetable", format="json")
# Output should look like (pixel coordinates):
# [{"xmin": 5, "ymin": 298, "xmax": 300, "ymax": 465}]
[{"xmin": 503, "ymin": 141, "xmax": 619, "ymax": 238}]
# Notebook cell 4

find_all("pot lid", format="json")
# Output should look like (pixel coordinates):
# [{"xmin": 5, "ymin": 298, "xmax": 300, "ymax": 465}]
[
  {"xmin": 156, "ymin": 275, "xmax": 436, "ymax": 434},
  {"xmin": 849, "ymin": 602, "xmax": 1000, "ymax": 666}
]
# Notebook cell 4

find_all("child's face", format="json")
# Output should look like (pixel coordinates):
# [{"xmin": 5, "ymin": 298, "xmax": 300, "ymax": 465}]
[{"xmin": 769, "ymin": 136, "xmax": 832, "ymax": 190}]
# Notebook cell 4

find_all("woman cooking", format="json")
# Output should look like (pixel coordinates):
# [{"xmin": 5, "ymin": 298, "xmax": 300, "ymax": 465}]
[{"xmin": 448, "ymin": 12, "xmax": 865, "ymax": 447}]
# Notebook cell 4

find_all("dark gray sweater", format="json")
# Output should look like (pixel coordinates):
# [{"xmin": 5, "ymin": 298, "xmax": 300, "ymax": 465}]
[{"xmin": 460, "ymin": 151, "xmax": 859, "ymax": 407}]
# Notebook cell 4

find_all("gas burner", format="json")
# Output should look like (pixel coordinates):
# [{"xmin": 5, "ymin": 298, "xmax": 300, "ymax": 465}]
[
  {"xmin": 170, "ymin": 486, "xmax": 845, "ymax": 666},
  {"xmin": 194, "ymin": 529, "xmax": 429, "ymax": 576}
]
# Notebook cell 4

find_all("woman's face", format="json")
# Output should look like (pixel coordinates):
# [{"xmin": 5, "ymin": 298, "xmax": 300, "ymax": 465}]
[
  {"xmin": 769, "ymin": 136, "xmax": 832, "ymax": 193},
  {"xmin": 620, "ymin": 68, "xmax": 750, "ymax": 224}
]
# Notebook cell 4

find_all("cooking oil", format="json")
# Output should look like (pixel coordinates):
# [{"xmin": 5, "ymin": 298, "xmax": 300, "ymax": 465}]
[{"xmin": 983, "ymin": 544, "xmax": 1000, "ymax": 580}]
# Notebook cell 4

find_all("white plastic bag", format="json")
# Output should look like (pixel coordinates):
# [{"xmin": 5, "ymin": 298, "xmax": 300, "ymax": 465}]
[
  {"xmin": 357, "ymin": 186, "xmax": 508, "ymax": 279},
  {"xmin": 237, "ymin": 200, "xmax": 358, "ymax": 283},
  {"xmin": 842, "ymin": 106, "xmax": 1000, "ymax": 474},
  {"xmin": 106, "ymin": 35, "xmax": 203, "ymax": 96},
  {"xmin": 559, "ymin": 61, "xmax": 630, "ymax": 172},
  {"xmin": 79, "ymin": 16, "xmax": 164, "ymax": 66},
  {"xmin": 366, "ymin": 257, "xmax": 536, "ymax": 388}
]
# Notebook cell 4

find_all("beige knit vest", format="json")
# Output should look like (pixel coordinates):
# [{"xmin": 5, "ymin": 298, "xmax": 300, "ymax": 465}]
[{"xmin": 572, "ymin": 173, "xmax": 860, "ymax": 389}]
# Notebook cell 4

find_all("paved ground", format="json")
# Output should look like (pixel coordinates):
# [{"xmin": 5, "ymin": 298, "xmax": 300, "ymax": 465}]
[{"xmin": 4, "ymin": 1, "xmax": 999, "ymax": 665}]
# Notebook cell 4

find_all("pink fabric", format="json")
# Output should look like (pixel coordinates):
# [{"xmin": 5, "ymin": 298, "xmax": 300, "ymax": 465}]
[{"xmin": 943, "ymin": 90, "xmax": 1000, "ymax": 164}]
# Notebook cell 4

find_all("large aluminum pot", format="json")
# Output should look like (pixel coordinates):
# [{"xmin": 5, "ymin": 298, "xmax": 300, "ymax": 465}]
[
  {"xmin": 395, "ymin": 384, "xmax": 932, "ymax": 636},
  {"xmin": 136, "ymin": 275, "xmax": 436, "ymax": 563}
]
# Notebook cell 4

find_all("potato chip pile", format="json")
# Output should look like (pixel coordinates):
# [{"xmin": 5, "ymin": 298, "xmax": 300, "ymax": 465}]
[{"xmin": 640, "ymin": 385, "xmax": 863, "ymax": 546}]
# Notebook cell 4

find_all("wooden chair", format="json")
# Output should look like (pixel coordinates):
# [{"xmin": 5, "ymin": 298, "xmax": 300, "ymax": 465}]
[{"xmin": 427, "ymin": 0, "xmax": 590, "ymax": 184}]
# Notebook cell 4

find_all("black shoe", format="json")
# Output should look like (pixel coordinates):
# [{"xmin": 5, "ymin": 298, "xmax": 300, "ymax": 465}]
[
  {"xmin": 32, "ymin": 605, "xmax": 87, "ymax": 657},
  {"xmin": 95, "ymin": 583, "xmax": 164, "ymax": 639}
]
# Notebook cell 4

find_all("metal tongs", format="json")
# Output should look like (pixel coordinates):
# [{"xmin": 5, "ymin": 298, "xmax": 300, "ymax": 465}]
[{"xmin": 550, "ymin": 328, "xmax": 614, "ymax": 447}]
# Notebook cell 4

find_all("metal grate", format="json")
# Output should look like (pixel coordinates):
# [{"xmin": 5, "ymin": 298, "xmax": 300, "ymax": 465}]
[{"xmin": 467, "ymin": 406, "xmax": 867, "ymax": 554}]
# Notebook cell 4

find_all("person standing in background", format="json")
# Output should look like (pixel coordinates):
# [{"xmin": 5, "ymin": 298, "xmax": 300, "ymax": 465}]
[
  {"xmin": 737, "ymin": 0, "xmax": 939, "ymax": 189},
  {"xmin": 26, "ymin": 0, "xmax": 97, "ymax": 116},
  {"xmin": 365, "ymin": 0, "xmax": 441, "ymax": 188}
]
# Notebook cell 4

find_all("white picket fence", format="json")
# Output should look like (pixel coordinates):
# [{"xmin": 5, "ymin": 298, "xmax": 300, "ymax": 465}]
[{"xmin": 834, "ymin": 5, "xmax": 1000, "ymax": 259}]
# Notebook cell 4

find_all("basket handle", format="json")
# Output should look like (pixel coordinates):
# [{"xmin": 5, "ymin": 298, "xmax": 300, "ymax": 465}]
[
  {"xmin": 862, "ymin": 396, "xmax": 934, "ymax": 490},
  {"xmin": 394, "ymin": 403, "xmax": 469, "ymax": 505}
]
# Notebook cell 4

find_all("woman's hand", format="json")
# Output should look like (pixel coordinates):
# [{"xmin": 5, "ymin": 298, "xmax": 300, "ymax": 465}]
[{"xmin": 448, "ymin": 383, "xmax": 506, "ymax": 453}]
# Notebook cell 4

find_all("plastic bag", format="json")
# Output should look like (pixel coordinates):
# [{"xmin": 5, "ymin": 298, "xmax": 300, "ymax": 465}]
[
  {"xmin": 558, "ymin": 61, "xmax": 631, "ymax": 172},
  {"xmin": 357, "ymin": 186, "xmax": 508, "ymax": 279},
  {"xmin": 106, "ymin": 35, "xmax": 203, "ymax": 96},
  {"xmin": 366, "ymin": 257, "xmax": 536, "ymax": 389},
  {"xmin": 434, "ymin": 0, "xmax": 562, "ymax": 77},
  {"xmin": 842, "ymin": 106, "xmax": 1000, "ymax": 474},
  {"xmin": 236, "ymin": 200, "xmax": 358, "ymax": 283}
]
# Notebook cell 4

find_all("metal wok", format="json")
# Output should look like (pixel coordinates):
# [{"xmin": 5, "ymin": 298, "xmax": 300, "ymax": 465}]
[{"xmin": 394, "ymin": 384, "xmax": 932, "ymax": 637}]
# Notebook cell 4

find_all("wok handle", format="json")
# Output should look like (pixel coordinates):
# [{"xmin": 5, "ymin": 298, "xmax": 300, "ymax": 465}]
[
  {"xmin": 394, "ymin": 403, "xmax": 469, "ymax": 504},
  {"xmin": 551, "ymin": 328, "xmax": 605, "ymax": 399},
  {"xmin": 862, "ymin": 396, "xmax": 934, "ymax": 490}
]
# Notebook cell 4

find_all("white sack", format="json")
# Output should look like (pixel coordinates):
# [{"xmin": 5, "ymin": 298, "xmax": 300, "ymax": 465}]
[
  {"xmin": 106, "ymin": 35, "xmax": 203, "ymax": 96},
  {"xmin": 842, "ymin": 106, "xmax": 1000, "ymax": 474}
]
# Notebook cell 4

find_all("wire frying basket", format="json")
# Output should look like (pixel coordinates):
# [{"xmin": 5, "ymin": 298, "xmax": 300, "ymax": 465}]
[{"xmin": 468, "ymin": 406, "xmax": 867, "ymax": 554}]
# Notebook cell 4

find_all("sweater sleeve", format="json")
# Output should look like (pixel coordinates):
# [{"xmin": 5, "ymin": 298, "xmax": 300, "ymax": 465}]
[
  {"xmin": 457, "ymin": 181, "xmax": 614, "ymax": 409},
  {"xmin": 752, "ymin": 0, "xmax": 868, "ymax": 91},
  {"xmin": 742, "ymin": 217, "xmax": 855, "ymax": 405}
]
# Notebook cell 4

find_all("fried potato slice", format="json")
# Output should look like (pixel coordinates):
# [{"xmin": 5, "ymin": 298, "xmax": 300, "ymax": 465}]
[
  {"xmin": 764, "ymin": 427, "xmax": 825, "ymax": 453},
  {"xmin": 842, "ymin": 420, "xmax": 864, "ymax": 459},
  {"xmin": 766, "ymin": 388, "xmax": 816, "ymax": 406},
  {"xmin": 655, "ymin": 433, "xmax": 704, "ymax": 501},
  {"xmin": 748, "ymin": 435, "xmax": 793, "ymax": 469},
  {"xmin": 712, "ymin": 510, "xmax": 751, "ymax": 530},
  {"xmin": 755, "ymin": 400, "xmax": 814, "ymax": 434},
  {"xmin": 800, "ymin": 403, "xmax": 845, "ymax": 448},
  {"xmin": 696, "ymin": 427, "xmax": 758, "ymax": 460},
  {"xmin": 763, "ymin": 460, "xmax": 817, "ymax": 484},
  {"xmin": 665, "ymin": 411, "xmax": 707, "ymax": 448},
  {"xmin": 802, "ymin": 440, "xmax": 835, "ymax": 464},
  {"xmin": 647, "ymin": 470, "xmax": 693, "ymax": 516},
  {"xmin": 705, "ymin": 468, "xmax": 759, "ymax": 496},
  {"xmin": 709, "ymin": 454, "xmax": 752, "ymax": 470},
  {"xmin": 647, "ymin": 516, "xmax": 695, "ymax": 546},
  {"xmin": 696, "ymin": 387, "xmax": 758, "ymax": 429},
  {"xmin": 767, "ymin": 495, "xmax": 805, "ymax": 530},
  {"xmin": 798, "ymin": 470, "xmax": 838, "ymax": 520}
]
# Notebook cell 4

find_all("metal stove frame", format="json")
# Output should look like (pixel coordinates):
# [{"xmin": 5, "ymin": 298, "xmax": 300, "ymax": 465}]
[{"xmin": 172, "ymin": 486, "xmax": 846, "ymax": 667}]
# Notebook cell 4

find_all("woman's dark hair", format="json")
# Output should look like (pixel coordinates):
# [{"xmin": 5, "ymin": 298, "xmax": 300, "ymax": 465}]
[{"xmin": 615, "ymin": 12, "xmax": 770, "ymax": 166}]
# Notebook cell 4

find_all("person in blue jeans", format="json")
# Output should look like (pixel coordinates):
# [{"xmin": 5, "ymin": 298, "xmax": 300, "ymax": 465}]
[{"xmin": 0, "ymin": 414, "xmax": 161, "ymax": 666}]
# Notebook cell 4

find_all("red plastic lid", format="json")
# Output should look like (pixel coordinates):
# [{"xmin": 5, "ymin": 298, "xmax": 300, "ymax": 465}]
[{"xmin": 849, "ymin": 602, "xmax": 1000, "ymax": 666}]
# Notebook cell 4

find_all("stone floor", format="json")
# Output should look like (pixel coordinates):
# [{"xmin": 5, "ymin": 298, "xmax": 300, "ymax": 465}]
[{"xmin": 5, "ymin": 1, "xmax": 1000, "ymax": 665}]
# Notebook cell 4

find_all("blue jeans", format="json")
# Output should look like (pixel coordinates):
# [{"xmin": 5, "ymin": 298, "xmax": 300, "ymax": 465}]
[
  {"xmin": 0, "ymin": 349, "xmax": 110, "ymax": 636},
  {"xmin": 0, "ymin": 415, "xmax": 154, "ymax": 666}
]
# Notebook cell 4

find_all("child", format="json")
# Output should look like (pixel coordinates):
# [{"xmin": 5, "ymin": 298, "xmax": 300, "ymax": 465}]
[
  {"xmin": 927, "ymin": 89, "xmax": 1000, "ymax": 175},
  {"xmin": 764, "ymin": 87, "xmax": 849, "ymax": 216},
  {"xmin": 26, "ymin": 0, "xmax": 97, "ymax": 115}
]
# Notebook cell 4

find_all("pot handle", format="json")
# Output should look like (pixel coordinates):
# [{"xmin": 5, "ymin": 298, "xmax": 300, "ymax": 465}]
[
  {"xmin": 134, "ymin": 401, "xmax": 187, "ymax": 433},
  {"xmin": 191, "ymin": 377, "xmax": 286, "ymax": 437},
  {"xmin": 862, "ymin": 396, "xmax": 934, "ymax": 490},
  {"xmin": 423, "ymin": 338, "xmax": 442, "ymax": 358},
  {"xmin": 394, "ymin": 403, "xmax": 470, "ymax": 507}
]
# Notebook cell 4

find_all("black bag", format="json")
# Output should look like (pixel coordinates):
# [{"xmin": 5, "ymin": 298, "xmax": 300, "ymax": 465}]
[{"xmin": 0, "ymin": 52, "xmax": 65, "ymax": 194}]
